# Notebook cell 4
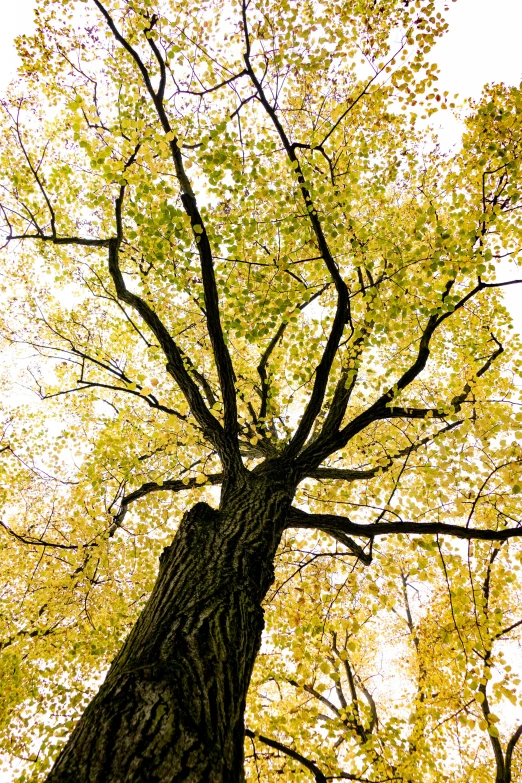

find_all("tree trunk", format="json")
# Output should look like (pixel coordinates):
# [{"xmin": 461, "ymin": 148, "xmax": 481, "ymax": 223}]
[{"xmin": 46, "ymin": 471, "xmax": 293, "ymax": 783}]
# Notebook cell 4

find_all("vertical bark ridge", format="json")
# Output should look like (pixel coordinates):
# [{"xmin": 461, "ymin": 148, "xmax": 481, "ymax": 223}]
[{"xmin": 46, "ymin": 475, "xmax": 294, "ymax": 783}]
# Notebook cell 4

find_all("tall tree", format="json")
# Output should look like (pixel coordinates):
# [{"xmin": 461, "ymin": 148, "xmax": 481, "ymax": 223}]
[{"xmin": 0, "ymin": 0, "xmax": 521, "ymax": 780}]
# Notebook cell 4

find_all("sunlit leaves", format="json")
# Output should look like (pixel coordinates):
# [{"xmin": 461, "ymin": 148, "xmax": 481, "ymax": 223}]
[{"xmin": 0, "ymin": 0, "xmax": 521, "ymax": 779}]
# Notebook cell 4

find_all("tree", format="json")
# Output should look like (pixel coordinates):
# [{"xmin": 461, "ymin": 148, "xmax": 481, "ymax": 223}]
[{"xmin": 0, "ymin": 0, "xmax": 521, "ymax": 780}]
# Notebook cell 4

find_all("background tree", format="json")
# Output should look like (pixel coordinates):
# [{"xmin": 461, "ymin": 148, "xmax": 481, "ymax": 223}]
[{"xmin": 0, "ymin": 0, "xmax": 521, "ymax": 780}]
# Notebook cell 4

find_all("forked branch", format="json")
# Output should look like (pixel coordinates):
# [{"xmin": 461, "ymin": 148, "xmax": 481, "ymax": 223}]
[
  {"xmin": 93, "ymin": 0, "xmax": 240, "ymax": 449},
  {"xmin": 297, "ymin": 281, "xmax": 518, "ymax": 472},
  {"xmin": 241, "ymin": 0, "xmax": 350, "ymax": 458},
  {"xmin": 309, "ymin": 420, "xmax": 462, "ymax": 484},
  {"xmin": 287, "ymin": 508, "xmax": 522, "ymax": 552},
  {"xmin": 245, "ymin": 729, "xmax": 327, "ymax": 783},
  {"xmin": 111, "ymin": 472, "xmax": 223, "ymax": 532}
]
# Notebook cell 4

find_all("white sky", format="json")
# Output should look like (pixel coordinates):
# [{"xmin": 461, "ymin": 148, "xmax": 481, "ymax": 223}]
[
  {"xmin": 1, "ymin": 0, "xmax": 521, "ymax": 311},
  {"xmin": 0, "ymin": 0, "xmax": 520, "ymax": 329},
  {"xmin": 0, "ymin": 2, "xmax": 520, "ymax": 777},
  {"xmin": 2, "ymin": 1, "xmax": 522, "ymax": 102},
  {"xmin": 0, "ymin": 0, "xmax": 520, "ymax": 314}
]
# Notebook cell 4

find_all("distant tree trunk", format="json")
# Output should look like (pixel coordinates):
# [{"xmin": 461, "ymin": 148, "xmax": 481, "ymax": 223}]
[{"xmin": 46, "ymin": 468, "xmax": 294, "ymax": 783}]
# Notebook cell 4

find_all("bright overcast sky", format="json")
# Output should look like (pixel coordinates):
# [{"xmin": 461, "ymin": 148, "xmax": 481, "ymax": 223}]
[
  {"xmin": 2, "ymin": 1, "xmax": 521, "ymax": 100},
  {"xmin": 0, "ymin": 0, "xmax": 521, "ymax": 326},
  {"xmin": 0, "ymin": 4, "xmax": 520, "ymax": 775}
]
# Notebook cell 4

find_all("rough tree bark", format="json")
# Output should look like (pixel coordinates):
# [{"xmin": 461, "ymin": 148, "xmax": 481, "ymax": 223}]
[
  {"xmin": 43, "ymin": 461, "xmax": 522, "ymax": 782},
  {"xmin": 46, "ymin": 466, "xmax": 295, "ymax": 783},
  {"xmin": 5, "ymin": 4, "xmax": 518, "ymax": 781}
]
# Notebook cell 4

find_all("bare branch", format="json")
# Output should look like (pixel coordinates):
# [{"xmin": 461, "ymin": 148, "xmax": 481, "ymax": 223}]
[
  {"xmin": 178, "ymin": 69, "xmax": 248, "ymax": 96},
  {"xmin": 494, "ymin": 618, "xmax": 522, "ymax": 641},
  {"xmin": 506, "ymin": 724, "xmax": 522, "ymax": 780},
  {"xmin": 245, "ymin": 729, "xmax": 327, "ymax": 783},
  {"xmin": 241, "ymin": 1, "xmax": 350, "ymax": 458},
  {"xmin": 93, "ymin": 1, "xmax": 240, "ymax": 457},
  {"xmin": 106, "ymin": 230, "xmax": 227, "ymax": 458},
  {"xmin": 257, "ymin": 284, "xmax": 331, "ymax": 419},
  {"xmin": 110, "ymin": 472, "xmax": 223, "ymax": 532},
  {"xmin": 45, "ymin": 379, "xmax": 183, "ymax": 418},
  {"xmin": 308, "ymin": 420, "xmax": 462, "ymax": 483},
  {"xmin": 0, "ymin": 520, "xmax": 78, "ymax": 550},
  {"xmin": 286, "ymin": 507, "xmax": 522, "ymax": 546},
  {"xmin": 6, "ymin": 234, "xmax": 109, "ymax": 247},
  {"xmin": 297, "ymin": 282, "xmax": 515, "ymax": 472}
]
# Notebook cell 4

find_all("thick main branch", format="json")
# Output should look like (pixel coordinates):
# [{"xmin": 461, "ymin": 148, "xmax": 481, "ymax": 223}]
[
  {"xmin": 287, "ymin": 508, "xmax": 522, "ymax": 546},
  {"xmin": 93, "ymin": 0, "xmax": 240, "ymax": 463}
]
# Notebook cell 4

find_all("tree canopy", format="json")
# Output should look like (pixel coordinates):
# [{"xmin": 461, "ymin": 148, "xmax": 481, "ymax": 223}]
[{"xmin": 0, "ymin": 0, "xmax": 521, "ymax": 780}]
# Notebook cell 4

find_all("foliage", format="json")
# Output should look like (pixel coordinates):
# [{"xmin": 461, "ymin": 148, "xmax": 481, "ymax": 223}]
[{"xmin": 0, "ymin": 0, "xmax": 521, "ymax": 779}]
